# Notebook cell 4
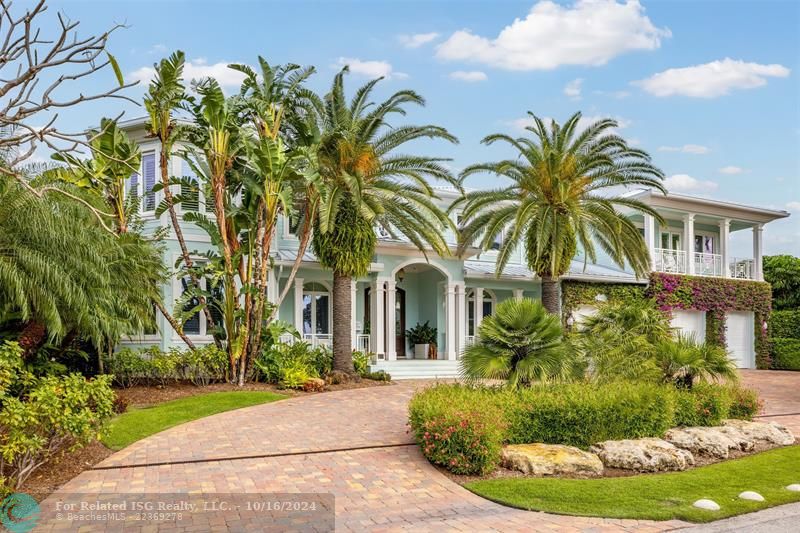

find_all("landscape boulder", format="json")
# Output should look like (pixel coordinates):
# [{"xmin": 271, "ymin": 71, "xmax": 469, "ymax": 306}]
[
  {"xmin": 723, "ymin": 419, "xmax": 795, "ymax": 446},
  {"xmin": 501, "ymin": 443, "xmax": 604, "ymax": 477},
  {"xmin": 664, "ymin": 426, "xmax": 753, "ymax": 459},
  {"xmin": 590, "ymin": 438, "xmax": 695, "ymax": 472}
]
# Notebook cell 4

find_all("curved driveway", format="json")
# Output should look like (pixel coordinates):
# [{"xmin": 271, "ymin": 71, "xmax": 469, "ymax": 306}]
[{"xmin": 34, "ymin": 380, "xmax": 694, "ymax": 532}]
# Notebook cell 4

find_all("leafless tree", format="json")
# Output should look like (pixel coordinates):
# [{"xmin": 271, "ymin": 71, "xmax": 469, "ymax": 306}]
[{"xmin": 0, "ymin": 0, "xmax": 138, "ymax": 226}]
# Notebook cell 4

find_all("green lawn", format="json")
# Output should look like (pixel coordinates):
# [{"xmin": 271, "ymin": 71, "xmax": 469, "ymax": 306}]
[
  {"xmin": 102, "ymin": 391, "xmax": 285, "ymax": 450},
  {"xmin": 466, "ymin": 445, "xmax": 800, "ymax": 523}
]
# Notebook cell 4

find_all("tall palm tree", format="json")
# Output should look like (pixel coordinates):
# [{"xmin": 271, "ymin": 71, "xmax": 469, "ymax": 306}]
[
  {"xmin": 455, "ymin": 112, "xmax": 665, "ymax": 316},
  {"xmin": 311, "ymin": 68, "xmax": 459, "ymax": 374}
]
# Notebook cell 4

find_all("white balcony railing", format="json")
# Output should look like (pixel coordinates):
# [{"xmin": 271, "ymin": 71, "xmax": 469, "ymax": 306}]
[
  {"xmin": 355, "ymin": 334, "xmax": 371, "ymax": 353},
  {"xmin": 730, "ymin": 257, "xmax": 755, "ymax": 280},
  {"xmin": 654, "ymin": 248, "xmax": 687, "ymax": 274},
  {"xmin": 303, "ymin": 333, "xmax": 332, "ymax": 349},
  {"xmin": 693, "ymin": 252, "xmax": 723, "ymax": 277}
]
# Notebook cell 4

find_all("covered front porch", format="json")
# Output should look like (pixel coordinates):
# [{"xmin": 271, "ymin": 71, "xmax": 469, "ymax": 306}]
[{"xmin": 273, "ymin": 257, "xmax": 540, "ymax": 378}]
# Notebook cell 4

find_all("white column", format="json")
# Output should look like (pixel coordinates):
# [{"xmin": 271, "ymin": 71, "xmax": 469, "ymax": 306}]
[
  {"xmin": 293, "ymin": 277, "xmax": 304, "ymax": 334},
  {"xmin": 456, "ymin": 282, "xmax": 467, "ymax": 357},
  {"xmin": 684, "ymin": 213, "xmax": 695, "ymax": 275},
  {"xmin": 371, "ymin": 279, "xmax": 386, "ymax": 358},
  {"xmin": 719, "ymin": 218, "xmax": 731, "ymax": 278},
  {"xmin": 445, "ymin": 283, "xmax": 457, "ymax": 360},
  {"xmin": 385, "ymin": 279, "xmax": 397, "ymax": 361},
  {"xmin": 643, "ymin": 213, "xmax": 656, "ymax": 270},
  {"xmin": 513, "ymin": 289, "xmax": 524, "ymax": 300},
  {"xmin": 474, "ymin": 287, "xmax": 484, "ymax": 333},
  {"xmin": 753, "ymin": 224, "xmax": 764, "ymax": 281},
  {"xmin": 351, "ymin": 280, "xmax": 358, "ymax": 350}
]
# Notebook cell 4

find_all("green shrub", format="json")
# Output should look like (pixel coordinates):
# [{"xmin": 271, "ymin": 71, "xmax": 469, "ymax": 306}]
[
  {"xmin": 409, "ymin": 385, "xmax": 505, "ymax": 475},
  {"xmin": 726, "ymin": 386, "xmax": 762, "ymax": 420},
  {"xmin": 182, "ymin": 345, "xmax": 227, "ymax": 386},
  {"xmin": 0, "ymin": 341, "xmax": 115, "ymax": 490},
  {"xmin": 508, "ymin": 382, "xmax": 675, "ymax": 448},
  {"xmin": 256, "ymin": 341, "xmax": 321, "ymax": 385},
  {"xmin": 278, "ymin": 358, "xmax": 314, "ymax": 389},
  {"xmin": 770, "ymin": 310, "xmax": 800, "ymax": 339},
  {"xmin": 771, "ymin": 338, "xmax": 800, "ymax": 370},
  {"xmin": 104, "ymin": 348, "xmax": 152, "ymax": 388},
  {"xmin": 363, "ymin": 370, "xmax": 391, "ymax": 382},
  {"xmin": 309, "ymin": 346, "xmax": 333, "ymax": 377},
  {"xmin": 352, "ymin": 350, "xmax": 370, "ymax": 376},
  {"xmin": 673, "ymin": 384, "xmax": 730, "ymax": 427}
]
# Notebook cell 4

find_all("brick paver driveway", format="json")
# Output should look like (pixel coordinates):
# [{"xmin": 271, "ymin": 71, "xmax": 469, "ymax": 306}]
[
  {"xmin": 742, "ymin": 370, "xmax": 800, "ymax": 435},
  {"xmin": 35, "ymin": 370, "xmax": 797, "ymax": 532}
]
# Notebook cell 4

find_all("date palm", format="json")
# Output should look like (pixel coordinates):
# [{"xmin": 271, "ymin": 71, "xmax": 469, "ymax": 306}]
[
  {"xmin": 455, "ymin": 112, "xmax": 666, "ymax": 316},
  {"xmin": 311, "ymin": 68, "xmax": 459, "ymax": 374}
]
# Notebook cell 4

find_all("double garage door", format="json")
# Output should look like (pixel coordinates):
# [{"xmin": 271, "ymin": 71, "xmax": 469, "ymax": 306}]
[{"xmin": 671, "ymin": 310, "xmax": 754, "ymax": 369}]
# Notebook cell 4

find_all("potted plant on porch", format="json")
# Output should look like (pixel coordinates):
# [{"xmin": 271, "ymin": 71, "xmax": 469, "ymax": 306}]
[{"xmin": 406, "ymin": 321, "xmax": 438, "ymax": 360}]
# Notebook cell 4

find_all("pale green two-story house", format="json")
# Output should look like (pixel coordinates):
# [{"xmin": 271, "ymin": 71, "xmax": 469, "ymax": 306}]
[{"xmin": 118, "ymin": 118, "xmax": 790, "ymax": 378}]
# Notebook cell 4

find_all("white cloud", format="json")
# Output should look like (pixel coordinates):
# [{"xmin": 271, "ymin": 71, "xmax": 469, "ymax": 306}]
[
  {"xmin": 594, "ymin": 89, "xmax": 631, "ymax": 99},
  {"xmin": 336, "ymin": 57, "xmax": 407, "ymax": 79},
  {"xmin": 634, "ymin": 58, "xmax": 790, "ymax": 98},
  {"xmin": 657, "ymin": 144, "xmax": 710, "ymax": 154},
  {"xmin": 718, "ymin": 165, "xmax": 745, "ymax": 174},
  {"xmin": 563, "ymin": 78, "xmax": 583, "ymax": 100},
  {"xmin": 786, "ymin": 201, "xmax": 800, "ymax": 211},
  {"xmin": 129, "ymin": 58, "xmax": 247, "ymax": 88},
  {"xmin": 509, "ymin": 114, "xmax": 631, "ymax": 135},
  {"xmin": 664, "ymin": 174, "xmax": 718, "ymax": 193},
  {"xmin": 448, "ymin": 70, "xmax": 488, "ymax": 82},
  {"xmin": 436, "ymin": 0, "xmax": 669, "ymax": 71},
  {"xmin": 398, "ymin": 32, "xmax": 440, "ymax": 49}
]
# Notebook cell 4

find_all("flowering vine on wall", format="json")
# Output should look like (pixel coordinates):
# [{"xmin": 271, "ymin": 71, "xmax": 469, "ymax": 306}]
[{"xmin": 646, "ymin": 272, "xmax": 772, "ymax": 368}]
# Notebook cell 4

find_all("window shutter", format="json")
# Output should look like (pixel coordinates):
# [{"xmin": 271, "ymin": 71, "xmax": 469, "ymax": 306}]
[
  {"xmin": 181, "ymin": 159, "xmax": 200, "ymax": 211},
  {"xmin": 142, "ymin": 153, "xmax": 156, "ymax": 212}
]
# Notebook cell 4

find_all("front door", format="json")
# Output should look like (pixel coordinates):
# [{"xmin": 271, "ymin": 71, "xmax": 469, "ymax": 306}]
[{"xmin": 395, "ymin": 288, "xmax": 406, "ymax": 356}]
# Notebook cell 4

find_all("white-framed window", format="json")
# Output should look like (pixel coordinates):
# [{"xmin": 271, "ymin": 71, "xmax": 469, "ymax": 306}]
[
  {"xmin": 467, "ymin": 289, "xmax": 496, "ymax": 336},
  {"xmin": 282, "ymin": 214, "xmax": 301, "ymax": 239},
  {"xmin": 173, "ymin": 264, "xmax": 223, "ymax": 339},
  {"xmin": 694, "ymin": 234, "xmax": 716, "ymax": 254},
  {"xmin": 302, "ymin": 282, "xmax": 331, "ymax": 335},
  {"xmin": 660, "ymin": 230, "xmax": 681, "ymax": 251}
]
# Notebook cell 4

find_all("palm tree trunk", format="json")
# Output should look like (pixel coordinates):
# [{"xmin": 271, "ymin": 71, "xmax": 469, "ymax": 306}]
[
  {"xmin": 158, "ymin": 150, "xmax": 219, "ymax": 349},
  {"xmin": 332, "ymin": 272, "xmax": 354, "ymax": 374},
  {"xmin": 17, "ymin": 321, "xmax": 46, "ymax": 358},
  {"xmin": 154, "ymin": 300, "xmax": 195, "ymax": 350},
  {"xmin": 540, "ymin": 275, "xmax": 561, "ymax": 316}
]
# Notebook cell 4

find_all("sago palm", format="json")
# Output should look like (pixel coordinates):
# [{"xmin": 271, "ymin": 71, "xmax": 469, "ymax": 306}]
[
  {"xmin": 310, "ymin": 67, "xmax": 459, "ymax": 374},
  {"xmin": 654, "ymin": 333, "xmax": 738, "ymax": 389},
  {"xmin": 460, "ymin": 298, "xmax": 569, "ymax": 388},
  {"xmin": 455, "ymin": 112, "xmax": 666, "ymax": 315}
]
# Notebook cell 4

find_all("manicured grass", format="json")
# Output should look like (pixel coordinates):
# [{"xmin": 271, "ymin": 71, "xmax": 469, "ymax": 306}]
[
  {"xmin": 466, "ymin": 445, "xmax": 800, "ymax": 523},
  {"xmin": 102, "ymin": 391, "xmax": 285, "ymax": 450}
]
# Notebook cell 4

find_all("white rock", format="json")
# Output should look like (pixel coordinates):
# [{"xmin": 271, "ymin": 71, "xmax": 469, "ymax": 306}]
[
  {"xmin": 665, "ymin": 427, "xmax": 739, "ymax": 458},
  {"xmin": 786, "ymin": 484, "xmax": 800, "ymax": 492},
  {"xmin": 693, "ymin": 499, "xmax": 720, "ymax": 511},
  {"xmin": 738, "ymin": 491, "xmax": 765, "ymax": 501},
  {"xmin": 590, "ymin": 438, "xmax": 694, "ymax": 472},
  {"xmin": 723, "ymin": 419, "xmax": 795, "ymax": 446}
]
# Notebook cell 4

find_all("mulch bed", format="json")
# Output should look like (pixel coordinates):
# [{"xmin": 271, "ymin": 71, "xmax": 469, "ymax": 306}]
[{"xmin": 21, "ymin": 377, "xmax": 393, "ymax": 500}]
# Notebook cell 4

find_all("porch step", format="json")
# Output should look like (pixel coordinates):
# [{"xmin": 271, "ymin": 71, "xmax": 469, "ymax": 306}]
[{"xmin": 369, "ymin": 359, "xmax": 462, "ymax": 380}]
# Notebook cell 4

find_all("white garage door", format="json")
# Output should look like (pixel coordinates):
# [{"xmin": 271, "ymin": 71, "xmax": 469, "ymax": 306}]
[
  {"xmin": 671, "ymin": 310, "xmax": 706, "ymax": 342},
  {"xmin": 726, "ymin": 311, "xmax": 755, "ymax": 369}
]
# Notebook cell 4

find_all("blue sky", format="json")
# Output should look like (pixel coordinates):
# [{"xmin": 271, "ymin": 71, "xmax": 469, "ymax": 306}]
[{"xmin": 42, "ymin": 0, "xmax": 800, "ymax": 255}]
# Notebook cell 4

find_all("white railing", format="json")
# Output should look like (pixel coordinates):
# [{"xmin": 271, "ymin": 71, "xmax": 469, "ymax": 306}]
[
  {"xmin": 303, "ymin": 333, "xmax": 332, "ymax": 349},
  {"xmin": 355, "ymin": 334, "xmax": 371, "ymax": 353},
  {"xmin": 693, "ymin": 252, "xmax": 723, "ymax": 277},
  {"xmin": 654, "ymin": 248, "xmax": 687, "ymax": 274},
  {"xmin": 463, "ymin": 336, "xmax": 475, "ymax": 349},
  {"xmin": 730, "ymin": 258, "xmax": 755, "ymax": 280}
]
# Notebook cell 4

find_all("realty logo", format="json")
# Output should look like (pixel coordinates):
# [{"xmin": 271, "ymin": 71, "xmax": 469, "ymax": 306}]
[{"xmin": 0, "ymin": 493, "xmax": 39, "ymax": 533}]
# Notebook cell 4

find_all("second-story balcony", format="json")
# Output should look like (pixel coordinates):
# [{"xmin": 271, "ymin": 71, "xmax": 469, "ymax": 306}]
[{"xmin": 654, "ymin": 248, "xmax": 756, "ymax": 280}]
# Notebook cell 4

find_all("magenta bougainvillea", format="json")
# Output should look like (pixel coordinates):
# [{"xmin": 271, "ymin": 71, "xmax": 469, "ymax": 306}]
[{"xmin": 646, "ymin": 273, "xmax": 772, "ymax": 368}]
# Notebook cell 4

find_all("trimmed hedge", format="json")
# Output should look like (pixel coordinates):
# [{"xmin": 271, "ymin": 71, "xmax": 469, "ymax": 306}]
[
  {"xmin": 409, "ymin": 383, "xmax": 761, "ymax": 475},
  {"xmin": 770, "ymin": 310, "xmax": 800, "ymax": 339},
  {"xmin": 771, "ymin": 338, "xmax": 800, "ymax": 370}
]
